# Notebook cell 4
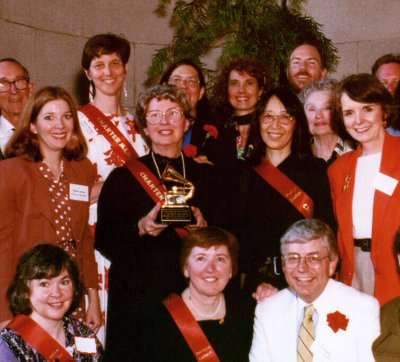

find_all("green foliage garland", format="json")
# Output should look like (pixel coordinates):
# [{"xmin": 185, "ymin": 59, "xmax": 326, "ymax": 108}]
[{"xmin": 146, "ymin": 0, "xmax": 339, "ymax": 88}]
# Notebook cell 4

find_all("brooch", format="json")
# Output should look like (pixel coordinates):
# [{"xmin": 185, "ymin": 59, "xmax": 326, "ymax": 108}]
[{"xmin": 342, "ymin": 175, "xmax": 351, "ymax": 192}]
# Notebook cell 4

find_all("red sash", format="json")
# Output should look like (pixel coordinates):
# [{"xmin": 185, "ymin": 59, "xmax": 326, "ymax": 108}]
[
  {"xmin": 79, "ymin": 104, "xmax": 139, "ymax": 162},
  {"xmin": 7, "ymin": 315, "xmax": 74, "ymax": 361},
  {"xmin": 254, "ymin": 158, "xmax": 314, "ymax": 219},
  {"xmin": 125, "ymin": 159, "xmax": 189, "ymax": 239},
  {"xmin": 163, "ymin": 294, "xmax": 220, "ymax": 362}
]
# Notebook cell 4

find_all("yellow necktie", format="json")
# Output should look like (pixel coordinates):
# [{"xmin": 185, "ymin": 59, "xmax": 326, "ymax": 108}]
[{"xmin": 297, "ymin": 304, "xmax": 316, "ymax": 362}]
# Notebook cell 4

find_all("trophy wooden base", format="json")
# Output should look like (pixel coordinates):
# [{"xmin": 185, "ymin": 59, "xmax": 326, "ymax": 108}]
[{"xmin": 160, "ymin": 206, "xmax": 192, "ymax": 224}]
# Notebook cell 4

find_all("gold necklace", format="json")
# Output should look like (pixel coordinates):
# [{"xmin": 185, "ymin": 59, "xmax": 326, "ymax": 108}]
[{"xmin": 151, "ymin": 151, "xmax": 186, "ymax": 179}]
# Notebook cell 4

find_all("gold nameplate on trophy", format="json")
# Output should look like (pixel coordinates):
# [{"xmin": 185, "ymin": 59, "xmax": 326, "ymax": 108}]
[{"xmin": 160, "ymin": 165, "xmax": 195, "ymax": 224}]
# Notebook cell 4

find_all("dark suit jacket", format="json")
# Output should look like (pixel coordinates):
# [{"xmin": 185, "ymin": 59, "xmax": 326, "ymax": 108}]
[
  {"xmin": 328, "ymin": 132, "xmax": 400, "ymax": 306},
  {"xmin": 0, "ymin": 156, "xmax": 97, "ymax": 321}
]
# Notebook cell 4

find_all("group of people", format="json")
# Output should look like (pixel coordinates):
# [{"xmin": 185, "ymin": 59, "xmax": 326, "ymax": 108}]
[{"xmin": 0, "ymin": 30, "xmax": 400, "ymax": 361}]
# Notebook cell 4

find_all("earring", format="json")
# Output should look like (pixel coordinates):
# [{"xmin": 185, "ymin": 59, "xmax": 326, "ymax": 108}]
[
  {"xmin": 383, "ymin": 119, "xmax": 388, "ymax": 128},
  {"xmin": 123, "ymin": 79, "xmax": 128, "ymax": 98},
  {"xmin": 89, "ymin": 82, "xmax": 94, "ymax": 103}
]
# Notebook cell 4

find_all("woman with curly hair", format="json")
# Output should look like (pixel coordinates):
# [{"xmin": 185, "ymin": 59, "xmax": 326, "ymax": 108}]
[
  {"xmin": 213, "ymin": 56, "xmax": 270, "ymax": 163},
  {"xmin": 95, "ymin": 84, "xmax": 220, "ymax": 360}
]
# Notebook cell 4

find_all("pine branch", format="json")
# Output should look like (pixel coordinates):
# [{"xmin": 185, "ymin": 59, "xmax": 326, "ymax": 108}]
[{"xmin": 147, "ymin": 0, "xmax": 339, "ymax": 87}]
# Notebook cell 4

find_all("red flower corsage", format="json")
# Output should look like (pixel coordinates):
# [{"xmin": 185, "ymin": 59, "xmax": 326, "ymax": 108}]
[
  {"xmin": 183, "ymin": 144, "xmax": 198, "ymax": 158},
  {"xmin": 203, "ymin": 124, "xmax": 219, "ymax": 139},
  {"xmin": 327, "ymin": 311, "xmax": 349, "ymax": 332}
]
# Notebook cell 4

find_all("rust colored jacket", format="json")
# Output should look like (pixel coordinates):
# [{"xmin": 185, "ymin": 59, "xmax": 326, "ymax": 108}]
[
  {"xmin": 0, "ymin": 156, "xmax": 98, "ymax": 321},
  {"xmin": 328, "ymin": 132, "xmax": 400, "ymax": 306}
]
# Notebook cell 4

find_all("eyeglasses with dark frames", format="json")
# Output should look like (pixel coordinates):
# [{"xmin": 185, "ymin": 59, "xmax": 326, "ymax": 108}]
[{"xmin": 0, "ymin": 78, "xmax": 30, "ymax": 93}]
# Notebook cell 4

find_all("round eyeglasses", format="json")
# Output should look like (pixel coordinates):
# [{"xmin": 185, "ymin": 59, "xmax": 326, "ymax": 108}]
[
  {"xmin": 261, "ymin": 112, "xmax": 294, "ymax": 125},
  {"xmin": 169, "ymin": 77, "xmax": 200, "ymax": 89},
  {"xmin": 0, "ymin": 78, "xmax": 30, "ymax": 93},
  {"xmin": 146, "ymin": 107, "xmax": 184, "ymax": 125}
]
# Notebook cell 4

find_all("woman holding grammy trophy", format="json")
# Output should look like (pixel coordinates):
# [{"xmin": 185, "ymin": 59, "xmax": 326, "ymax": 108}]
[{"xmin": 95, "ymin": 84, "xmax": 220, "ymax": 360}]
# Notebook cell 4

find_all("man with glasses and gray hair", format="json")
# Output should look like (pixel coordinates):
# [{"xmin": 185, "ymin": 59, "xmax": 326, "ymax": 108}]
[
  {"xmin": 250, "ymin": 219, "xmax": 380, "ymax": 361},
  {"xmin": 0, "ymin": 58, "xmax": 34, "ymax": 159}
]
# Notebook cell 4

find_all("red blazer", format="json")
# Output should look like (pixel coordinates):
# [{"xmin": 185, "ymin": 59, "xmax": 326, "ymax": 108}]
[
  {"xmin": 0, "ymin": 156, "xmax": 98, "ymax": 321},
  {"xmin": 328, "ymin": 132, "xmax": 400, "ymax": 306}
]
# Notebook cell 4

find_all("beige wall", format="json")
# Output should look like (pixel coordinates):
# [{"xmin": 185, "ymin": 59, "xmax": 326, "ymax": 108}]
[
  {"xmin": 305, "ymin": 0, "xmax": 400, "ymax": 79},
  {"xmin": 1, "ymin": 0, "xmax": 399, "ymax": 109},
  {"xmin": 0, "ymin": 0, "xmax": 175, "ymax": 109}
]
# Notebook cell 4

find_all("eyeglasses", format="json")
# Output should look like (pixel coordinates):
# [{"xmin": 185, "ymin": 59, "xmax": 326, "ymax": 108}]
[
  {"xmin": 282, "ymin": 253, "xmax": 329, "ymax": 268},
  {"xmin": 146, "ymin": 107, "xmax": 184, "ymax": 125},
  {"xmin": 0, "ymin": 78, "xmax": 30, "ymax": 93},
  {"xmin": 169, "ymin": 77, "xmax": 200, "ymax": 89},
  {"xmin": 261, "ymin": 112, "xmax": 294, "ymax": 125}
]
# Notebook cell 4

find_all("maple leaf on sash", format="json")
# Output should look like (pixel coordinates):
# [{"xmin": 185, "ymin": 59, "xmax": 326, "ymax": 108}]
[
  {"xmin": 125, "ymin": 119, "xmax": 138, "ymax": 142},
  {"xmin": 103, "ymin": 147, "xmax": 125, "ymax": 167}
]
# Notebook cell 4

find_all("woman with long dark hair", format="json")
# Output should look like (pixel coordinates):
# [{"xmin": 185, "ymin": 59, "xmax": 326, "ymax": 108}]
[{"xmin": 239, "ymin": 88, "xmax": 334, "ymax": 293}]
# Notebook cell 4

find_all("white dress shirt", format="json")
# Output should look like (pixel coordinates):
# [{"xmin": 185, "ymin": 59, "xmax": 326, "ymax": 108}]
[{"xmin": 0, "ymin": 115, "xmax": 15, "ymax": 155}]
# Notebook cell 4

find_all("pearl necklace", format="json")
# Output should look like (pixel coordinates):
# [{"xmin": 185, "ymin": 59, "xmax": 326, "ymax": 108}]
[
  {"xmin": 151, "ymin": 151, "xmax": 186, "ymax": 179},
  {"xmin": 188, "ymin": 293, "xmax": 223, "ymax": 319}
]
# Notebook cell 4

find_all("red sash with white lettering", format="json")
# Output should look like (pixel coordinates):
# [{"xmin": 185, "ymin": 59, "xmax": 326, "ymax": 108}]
[
  {"xmin": 125, "ymin": 159, "xmax": 189, "ymax": 239},
  {"xmin": 254, "ymin": 158, "xmax": 314, "ymax": 219},
  {"xmin": 7, "ymin": 315, "xmax": 74, "ymax": 361},
  {"xmin": 79, "ymin": 104, "xmax": 139, "ymax": 162},
  {"xmin": 163, "ymin": 293, "xmax": 220, "ymax": 362}
]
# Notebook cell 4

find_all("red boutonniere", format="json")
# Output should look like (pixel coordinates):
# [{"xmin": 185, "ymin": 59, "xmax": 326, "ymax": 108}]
[
  {"xmin": 327, "ymin": 311, "xmax": 349, "ymax": 332},
  {"xmin": 183, "ymin": 144, "xmax": 198, "ymax": 158},
  {"xmin": 203, "ymin": 124, "xmax": 219, "ymax": 139}
]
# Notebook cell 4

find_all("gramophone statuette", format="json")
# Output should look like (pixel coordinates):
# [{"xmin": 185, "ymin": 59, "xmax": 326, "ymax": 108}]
[{"xmin": 160, "ymin": 165, "xmax": 195, "ymax": 224}]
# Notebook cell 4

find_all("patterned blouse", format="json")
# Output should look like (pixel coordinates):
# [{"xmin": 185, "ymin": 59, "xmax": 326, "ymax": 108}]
[
  {"xmin": 0, "ymin": 315, "xmax": 104, "ymax": 361},
  {"xmin": 78, "ymin": 110, "xmax": 148, "ymax": 190}
]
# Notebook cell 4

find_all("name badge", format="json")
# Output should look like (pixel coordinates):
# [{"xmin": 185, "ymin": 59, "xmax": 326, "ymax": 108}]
[
  {"xmin": 74, "ymin": 336, "xmax": 97, "ymax": 354},
  {"xmin": 69, "ymin": 183, "xmax": 89, "ymax": 202},
  {"xmin": 372, "ymin": 172, "xmax": 398, "ymax": 196}
]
